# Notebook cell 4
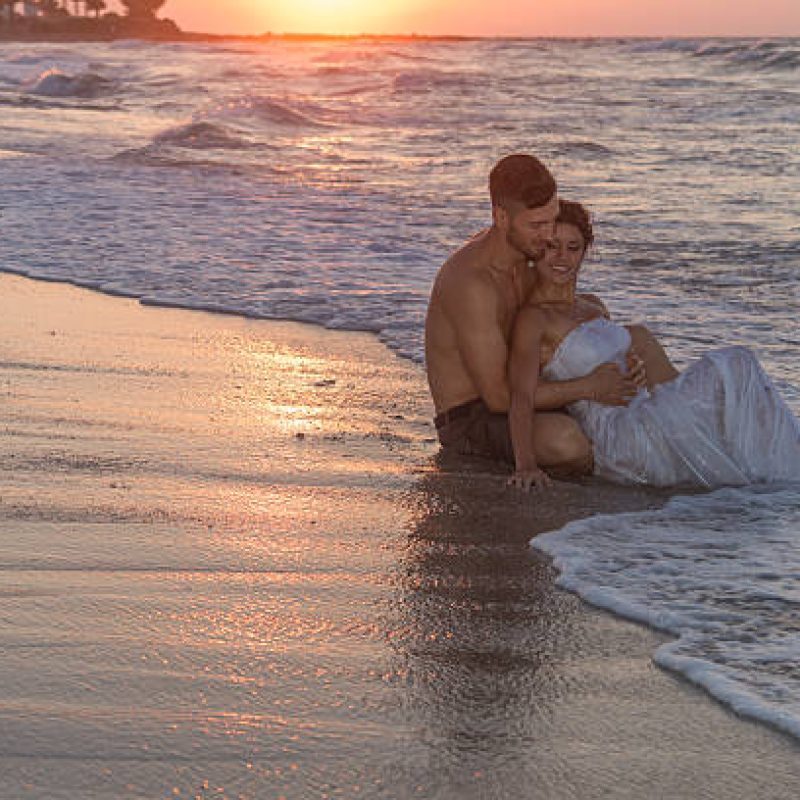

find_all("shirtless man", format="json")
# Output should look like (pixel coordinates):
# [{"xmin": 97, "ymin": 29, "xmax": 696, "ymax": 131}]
[{"xmin": 425, "ymin": 154, "xmax": 640, "ymax": 473}]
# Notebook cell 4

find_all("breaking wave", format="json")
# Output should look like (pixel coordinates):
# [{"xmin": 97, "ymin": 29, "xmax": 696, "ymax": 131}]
[
  {"xmin": 210, "ymin": 96, "xmax": 332, "ymax": 128},
  {"xmin": 151, "ymin": 121, "xmax": 254, "ymax": 150},
  {"xmin": 630, "ymin": 38, "xmax": 800, "ymax": 72},
  {"xmin": 26, "ymin": 69, "xmax": 116, "ymax": 98}
]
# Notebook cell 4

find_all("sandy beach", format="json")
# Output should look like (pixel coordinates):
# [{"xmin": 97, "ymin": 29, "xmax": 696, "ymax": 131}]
[{"xmin": 1, "ymin": 272, "xmax": 798, "ymax": 799}]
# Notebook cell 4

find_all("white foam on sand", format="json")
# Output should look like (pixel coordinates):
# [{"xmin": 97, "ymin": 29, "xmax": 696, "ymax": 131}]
[{"xmin": 533, "ymin": 485, "xmax": 800, "ymax": 740}]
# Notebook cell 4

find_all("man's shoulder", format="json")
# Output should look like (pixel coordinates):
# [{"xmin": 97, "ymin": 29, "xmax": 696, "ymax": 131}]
[{"xmin": 437, "ymin": 235, "xmax": 495, "ymax": 297}]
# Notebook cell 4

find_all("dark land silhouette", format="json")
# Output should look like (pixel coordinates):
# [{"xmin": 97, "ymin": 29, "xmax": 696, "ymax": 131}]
[
  {"xmin": 0, "ymin": 0, "xmax": 183, "ymax": 40},
  {"xmin": 0, "ymin": 0, "xmax": 475, "ymax": 43}
]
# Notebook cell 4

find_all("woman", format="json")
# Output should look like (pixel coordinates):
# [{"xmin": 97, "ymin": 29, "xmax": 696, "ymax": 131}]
[{"xmin": 508, "ymin": 200, "xmax": 800, "ymax": 491}]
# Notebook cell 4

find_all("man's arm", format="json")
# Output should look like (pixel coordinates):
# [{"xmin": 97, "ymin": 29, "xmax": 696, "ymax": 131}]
[
  {"xmin": 447, "ymin": 278, "xmax": 639, "ymax": 412},
  {"xmin": 508, "ymin": 308, "xmax": 552, "ymax": 490},
  {"xmin": 446, "ymin": 277, "xmax": 511, "ymax": 412}
]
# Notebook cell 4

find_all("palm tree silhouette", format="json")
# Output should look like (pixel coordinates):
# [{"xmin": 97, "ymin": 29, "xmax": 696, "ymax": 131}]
[
  {"xmin": 38, "ymin": 0, "xmax": 62, "ymax": 15},
  {"xmin": 0, "ymin": 0, "xmax": 20, "ymax": 26},
  {"xmin": 85, "ymin": 0, "xmax": 105, "ymax": 17},
  {"xmin": 120, "ymin": 0, "xmax": 166, "ymax": 19},
  {"xmin": 1, "ymin": 0, "xmax": 170, "ymax": 28}
]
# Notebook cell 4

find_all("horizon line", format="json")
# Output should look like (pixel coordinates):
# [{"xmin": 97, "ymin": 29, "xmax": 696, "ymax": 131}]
[{"xmin": 183, "ymin": 30, "xmax": 800, "ymax": 41}]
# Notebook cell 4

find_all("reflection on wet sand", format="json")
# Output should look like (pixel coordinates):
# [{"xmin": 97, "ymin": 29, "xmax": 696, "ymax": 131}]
[{"xmin": 389, "ymin": 460, "xmax": 591, "ymax": 791}]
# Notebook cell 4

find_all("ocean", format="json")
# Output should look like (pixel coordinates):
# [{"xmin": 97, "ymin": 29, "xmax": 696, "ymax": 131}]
[{"xmin": 1, "ymin": 36, "xmax": 798, "ymax": 743}]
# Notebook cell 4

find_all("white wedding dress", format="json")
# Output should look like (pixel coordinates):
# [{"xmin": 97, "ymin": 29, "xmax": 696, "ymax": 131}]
[{"xmin": 542, "ymin": 317, "xmax": 800, "ymax": 487}]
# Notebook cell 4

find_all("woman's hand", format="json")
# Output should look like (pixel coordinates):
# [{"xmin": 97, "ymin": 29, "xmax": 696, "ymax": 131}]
[
  {"xmin": 508, "ymin": 466, "xmax": 553, "ymax": 492},
  {"xmin": 626, "ymin": 347, "xmax": 648, "ymax": 390},
  {"xmin": 584, "ymin": 363, "xmax": 638, "ymax": 406}
]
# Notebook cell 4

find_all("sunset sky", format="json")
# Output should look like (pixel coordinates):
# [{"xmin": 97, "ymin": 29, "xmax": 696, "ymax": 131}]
[{"xmin": 124, "ymin": 1, "xmax": 800, "ymax": 37}]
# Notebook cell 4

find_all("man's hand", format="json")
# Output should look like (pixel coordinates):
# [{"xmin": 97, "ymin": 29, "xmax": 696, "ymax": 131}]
[
  {"xmin": 584, "ymin": 363, "xmax": 638, "ymax": 406},
  {"xmin": 626, "ymin": 348, "xmax": 648, "ymax": 390},
  {"xmin": 508, "ymin": 466, "xmax": 553, "ymax": 492}
]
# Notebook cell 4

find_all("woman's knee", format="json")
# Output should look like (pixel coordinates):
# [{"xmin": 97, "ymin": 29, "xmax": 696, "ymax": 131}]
[{"xmin": 532, "ymin": 414, "xmax": 591, "ymax": 467}]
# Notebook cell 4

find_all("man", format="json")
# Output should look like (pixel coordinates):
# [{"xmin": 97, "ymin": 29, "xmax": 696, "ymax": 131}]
[{"xmin": 425, "ymin": 154, "xmax": 640, "ymax": 474}]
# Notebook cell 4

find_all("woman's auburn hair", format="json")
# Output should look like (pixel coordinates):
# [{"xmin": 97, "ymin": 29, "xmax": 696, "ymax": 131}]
[{"xmin": 557, "ymin": 199, "xmax": 594, "ymax": 247}]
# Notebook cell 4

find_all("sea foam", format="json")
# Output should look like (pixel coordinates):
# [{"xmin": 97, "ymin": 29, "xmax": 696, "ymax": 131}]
[{"xmin": 533, "ymin": 486, "xmax": 800, "ymax": 740}]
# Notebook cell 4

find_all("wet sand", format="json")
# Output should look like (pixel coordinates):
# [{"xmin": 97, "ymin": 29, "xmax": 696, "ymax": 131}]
[{"xmin": 1, "ymin": 272, "xmax": 797, "ymax": 799}]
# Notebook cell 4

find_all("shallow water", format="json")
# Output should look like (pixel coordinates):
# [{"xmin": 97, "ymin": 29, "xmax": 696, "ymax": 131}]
[{"xmin": 0, "ymin": 36, "xmax": 798, "ymax": 393}]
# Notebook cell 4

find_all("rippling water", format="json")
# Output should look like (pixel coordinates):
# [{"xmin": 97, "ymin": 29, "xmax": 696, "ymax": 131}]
[
  {"xmin": 1, "ymin": 36, "xmax": 799, "ymax": 746},
  {"xmin": 0, "ymin": 37, "xmax": 798, "ymax": 393}
]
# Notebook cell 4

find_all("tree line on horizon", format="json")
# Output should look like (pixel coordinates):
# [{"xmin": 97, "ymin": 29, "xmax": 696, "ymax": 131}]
[{"xmin": 0, "ymin": 1, "xmax": 168, "ymax": 24}]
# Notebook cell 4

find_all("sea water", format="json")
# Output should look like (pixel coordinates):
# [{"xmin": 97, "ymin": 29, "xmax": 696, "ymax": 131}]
[
  {"xmin": 1, "ymin": 37, "xmax": 799, "ymax": 741},
  {"xmin": 534, "ymin": 486, "xmax": 800, "ymax": 740}
]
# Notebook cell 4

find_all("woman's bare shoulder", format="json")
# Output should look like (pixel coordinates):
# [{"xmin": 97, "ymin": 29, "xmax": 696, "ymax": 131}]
[
  {"xmin": 516, "ymin": 302, "xmax": 551, "ymax": 327},
  {"xmin": 578, "ymin": 292, "xmax": 610, "ymax": 318}
]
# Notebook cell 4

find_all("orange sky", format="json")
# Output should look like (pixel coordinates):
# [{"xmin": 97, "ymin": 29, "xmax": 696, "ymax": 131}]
[{"xmin": 141, "ymin": 1, "xmax": 800, "ymax": 36}]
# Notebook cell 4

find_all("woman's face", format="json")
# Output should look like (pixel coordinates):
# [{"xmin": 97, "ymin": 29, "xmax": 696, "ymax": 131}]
[{"xmin": 537, "ymin": 222, "xmax": 586, "ymax": 285}]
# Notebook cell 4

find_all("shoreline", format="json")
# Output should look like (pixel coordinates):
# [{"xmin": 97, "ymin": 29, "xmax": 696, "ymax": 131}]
[
  {"xmin": 0, "ymin": 265, "xmax": 420, "ymax": 354},
  {"xmin": 1, "ymin": 272, "xmax": 797, "ymax": 798}
]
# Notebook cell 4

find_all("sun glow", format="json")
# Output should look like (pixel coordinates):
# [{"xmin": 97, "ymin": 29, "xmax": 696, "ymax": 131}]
[
  {"xmin": 163, "ymin": 0, "xmax": 800, "ymax": 37},
  {"xmin": 264, "ymin": 0, "xmax": 421, "ymax": 36}
]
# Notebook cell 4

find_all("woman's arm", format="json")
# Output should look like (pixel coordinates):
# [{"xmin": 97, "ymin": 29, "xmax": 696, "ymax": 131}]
[
  {"xmin": 534, "ymin": 363, "xmax": 638, "ymax": 409},
  {"xmin": 508, "ymin": 308, "xmax": 553, "ymax": 491}
]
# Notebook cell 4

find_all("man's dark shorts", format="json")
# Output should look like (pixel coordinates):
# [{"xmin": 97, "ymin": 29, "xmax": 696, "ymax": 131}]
[{"xmin": 434, "ymin": 398, "xmax": 514, "ymax": 466}]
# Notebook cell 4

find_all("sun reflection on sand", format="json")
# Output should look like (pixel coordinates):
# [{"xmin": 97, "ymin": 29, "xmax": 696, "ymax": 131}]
[{"xmin": 0, "ymin": 274, "xmax": 438, "ymax": 796}]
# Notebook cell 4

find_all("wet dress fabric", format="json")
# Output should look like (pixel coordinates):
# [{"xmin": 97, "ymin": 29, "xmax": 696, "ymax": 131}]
[{"xmin": 541, "ymin": 318, "xmax": 800, "ymax": 487}]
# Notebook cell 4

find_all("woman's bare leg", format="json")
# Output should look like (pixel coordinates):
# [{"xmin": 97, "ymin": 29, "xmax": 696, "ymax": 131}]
[{"xmin": 531, "ymin": 412, "xmax": 593, "ymax": 476}]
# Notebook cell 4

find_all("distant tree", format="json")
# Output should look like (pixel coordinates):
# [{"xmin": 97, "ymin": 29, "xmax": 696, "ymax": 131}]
[
  {"xmin": 0, "ymin": 0, "xmax": 20, "ymax": 26},
  {"xmin": 38, "ymin": 0, "xmax": 62, "ymax": 14},
  {"xmin": 120, "ymin": 0, "xmax": 166, "ymax": 19},
  {"xmin": 85, "ymin": 0, "xmax": 105, "ymax": 17},
  {"xmin": 0, "ymin": 0, "xmax": 13, "ymax": 27}
]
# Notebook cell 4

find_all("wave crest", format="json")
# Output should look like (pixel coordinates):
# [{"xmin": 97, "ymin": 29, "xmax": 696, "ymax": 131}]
[
  {"xmin": 552, "ymin": 140, "xmax": 615, "ymax": 159},
  {"xmin": 392, "ymin": 68, "xmax": 482, "ymax": 93},
  {"xmin": 26, "ymin": 69, "xmax": 116, "ymax": 98},
  {"xmin": 211, "ymin": 96, "xmax": 332, "ymax": 128},
  {"xmin": 152, "ymin": 121, "xmax": 253, "ymax": 150},
  {"xmin": 630, "ymin": 38, "xmax": 799, "ymax": 72}
]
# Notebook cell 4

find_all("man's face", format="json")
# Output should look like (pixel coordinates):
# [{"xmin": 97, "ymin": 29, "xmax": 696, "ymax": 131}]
[{"xmin": 502, "ymin": 194, "xmax": 559, "ymax": 262}]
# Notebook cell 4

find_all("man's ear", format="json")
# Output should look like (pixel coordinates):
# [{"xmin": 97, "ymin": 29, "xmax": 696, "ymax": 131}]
[{"xmin": 493, "ymin": 204, "xmax": 509, "ymax": 231}]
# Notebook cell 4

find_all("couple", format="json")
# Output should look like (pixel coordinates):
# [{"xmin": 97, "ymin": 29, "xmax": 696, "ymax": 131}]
[{"xmin": 425, "ymin": 154, "xmax": 800, "ymax": 490}]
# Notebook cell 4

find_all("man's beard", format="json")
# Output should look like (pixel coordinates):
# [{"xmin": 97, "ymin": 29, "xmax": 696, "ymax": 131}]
[{"xmin": 507, "ymin": 228, "xmax": 545, "ymax": 263}]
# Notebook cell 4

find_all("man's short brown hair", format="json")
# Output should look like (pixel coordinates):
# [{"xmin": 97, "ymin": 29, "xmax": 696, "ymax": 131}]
[{"xmin": 489, "ymin": 154, "xmax": 557, "ymax": 210}]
